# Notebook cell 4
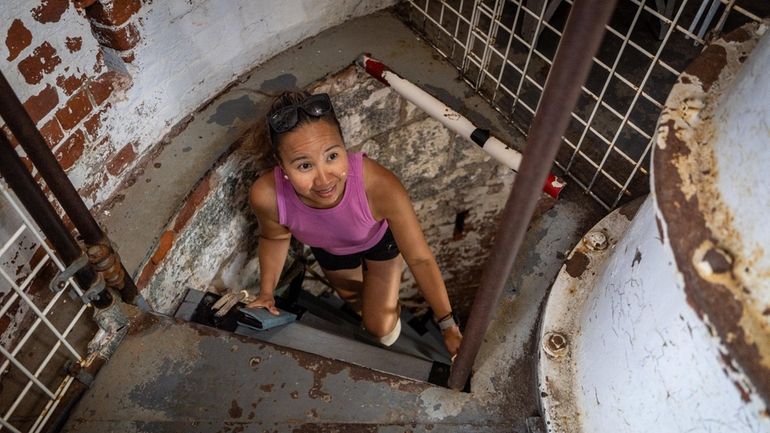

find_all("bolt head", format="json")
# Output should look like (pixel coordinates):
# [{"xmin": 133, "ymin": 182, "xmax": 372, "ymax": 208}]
[
  {"xmin": 543, "ymin": 331, "xmax": 569, "ymax": 358},
  {"xmin": 584, "ymin": 231, "xmax": 608, "ymax": 251}
]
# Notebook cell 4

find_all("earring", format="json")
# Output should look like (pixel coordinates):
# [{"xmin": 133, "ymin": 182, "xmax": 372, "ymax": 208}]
[
  {"xmin": 283, "ymin": 174, "xmax": 289, "ymax": 180},
  {"xmin": 341, "ymin": 172, "xmax": 347, "ymax": 177}
]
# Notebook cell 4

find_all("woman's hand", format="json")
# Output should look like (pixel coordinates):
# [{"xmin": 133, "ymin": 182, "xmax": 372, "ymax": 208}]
[
  {"xmin": 245, "ymin": 293, "xmax": 280, "ymax": 316},
  {"xmin": 443, "ymin": 325, "xmax": 463, "ymax": 360}
]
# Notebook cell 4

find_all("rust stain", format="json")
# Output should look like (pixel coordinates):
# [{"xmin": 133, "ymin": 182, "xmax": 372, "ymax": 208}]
[
  {"xmin": 65, "ymin": 36, "xmax": 82, "ymax": 53},
  {"xmin": 654, "ymin": 23, "xmax": 769, "ymax": 405},
  {"xmin": 31, "ymin": 0, "xmax": 69, "ymax": 23},
  {"xmin": 290, "ymin": 390, "xmax": 299, "ymax": 399},
  {"xmin": 172, "ymin": 175, "xmax": 212, "ymax": 233},
  {"xmin": 291, "ymin": 424, "xmax": 378, "ymax": 433},
  {"xmin": 259, "ymin": 384, "xmax": 274, "ymax": 393},
  {"xmin": 228, "ymin": 399, "xmax": 243, "ymax": 418},
  {"xmin": 685, "ymin": 45, "xmax": 726, "ymax": 92},
  {"xmin": 721, "ymin": 26, "xmax": 753, "ymax": 43},
  {"xmin": 655, "ymin": 216, "xmax": 665, "ymax": 244},
  {"xmin": 732, "ymin": 380, "xmax": 751, "ymax": 403},
  {"xmin": 127, "ymin": 312, "xmax": 162, "ymax": 336},
  {"xmin": 565, "ymin": 251, "xmax": 589, "ymax": 278},
  {"xmin": 617, "ymin": 196, "xmax": 644, "ymax": 220},
  {"xmin": 5, "ymin": 19, "xmax": 32, "ymax": 61},
  {"xmin": 347, "ymin": 367, "xmax": 429, "ymax": 393}
]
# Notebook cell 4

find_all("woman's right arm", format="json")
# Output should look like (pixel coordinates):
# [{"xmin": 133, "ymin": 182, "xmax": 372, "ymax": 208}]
[{"xmin": 246, "ymin": 172, "xmax": 291, "ymax": 315}]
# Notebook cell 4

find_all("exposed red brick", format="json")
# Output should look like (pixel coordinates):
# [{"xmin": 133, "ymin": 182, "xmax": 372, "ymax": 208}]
[
  {"xmin": 55, "ymin": 130, "xmax": 85, "ymax": 171},
  {"xmin": 86, "ymin": 71, "xmax": 122, "ymax": 105},
  {"xmin": 5, "ymin": 19, "xmax": 33, "ymax": 61},
  {"xmin": 55, "ymin": 72, "xmax": 87, "ymax": 96},
  {"xmin": 65, "ymin": 36, "xmax": 82, "ymax": 53},
  {"xmin": 39, "ymin": 118, "xmax": 64, "ymax": 147},
  {"xmin": 93, "ymin": 50, "xmax": 105, "ymax": 73},
  {"xmin": 23, "ymin": 84, "xmax": 59, "ymax": 123},
  {"xmin": 31, "ymin": 0, "xmax": 69, "ymax": 24},
  {"xmin": 18, "ymin": 41, "xmax": 62, "ymax": 85},
  {"xmin": 106, "ymin": 142, "xmax": 136, "ymax": 176},
  {"xmin": 150, "ymin": 231, "xmax": 175, "ymax": 265},
  {"xmin": 93, "ymin": 21, "xmax": 140, "ymax": 51},
  {"xmin": 173, "ymin": 177, "xmax": 211, "ymax": 232},
  {"xmin": 120, "ymin": 51, "xmax": 135, "ymax": 63},
  {"xmin": 77, "ymin": 168, "xmax": 108, "ymax": 205},
  {"xmin": 73, "ymin": 0, "xmax": 98, "ymax": 9},
  {"xmin": 83, "ymin": 103, "xmax": 109, "ymax": 140},
  {"xmin": 56, "ymin": 89, "xmax": 93, "ymax": 130},
  {"xmin": 86, "ymin": 0, "xmax": 141, "ymax": 27},
  {"xmin": 135, "ymin": 259, "xmax": 156, "ymax": 290}
]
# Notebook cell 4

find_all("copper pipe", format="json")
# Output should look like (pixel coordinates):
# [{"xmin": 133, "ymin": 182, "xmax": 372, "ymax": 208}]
[
  {"xmin": 0, "ymin": 71, "xmax": 140, "ymax": 304},
  {"xmin": 448, "ymin": 0, "xmax": 618, "ymax": 390},
  {"xmin": 0, "ymin": 131, "xmax": 112, "ymax": 309}
]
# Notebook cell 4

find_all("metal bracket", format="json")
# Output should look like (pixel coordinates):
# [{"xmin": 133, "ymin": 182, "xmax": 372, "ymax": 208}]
[
  {"xmin": 50, "ymin": 253, "xmax": 88, "ymax": 294},
  {"xmin": 80, "ymin": 274, "xmax": 106, "ymax": 305},
  {"xmin": 65, "ymin": 360, "xmax": 94, "ymax": 387}
]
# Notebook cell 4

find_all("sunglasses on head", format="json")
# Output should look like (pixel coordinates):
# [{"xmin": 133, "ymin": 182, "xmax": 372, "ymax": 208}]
[{"xmin": 267, "ymin": 93, "xmax": 334, "ymax": 133}]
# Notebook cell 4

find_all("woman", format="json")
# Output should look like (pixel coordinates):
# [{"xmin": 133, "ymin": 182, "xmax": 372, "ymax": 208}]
[{"xmin": 247, "ymin": 91, "xmax": 462, "ymax": 356}]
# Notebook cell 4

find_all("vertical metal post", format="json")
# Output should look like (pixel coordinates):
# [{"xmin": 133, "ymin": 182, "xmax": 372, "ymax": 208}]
[
  {"xmin": 0, "ymin": 132, "xmax": 112, "ymax": 309},
  {"xmin": 0, "ymin": 71, "xmax": 140, "ymax": 305},
  {"xmin": 448, "ymin": 0, "xmax": 618, "ymax": 390}
]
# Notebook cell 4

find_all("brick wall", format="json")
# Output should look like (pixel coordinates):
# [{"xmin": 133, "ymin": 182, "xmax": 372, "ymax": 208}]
[{"xmin": 2, "ymin": 0, "xmax": 396, "ymax": 209}]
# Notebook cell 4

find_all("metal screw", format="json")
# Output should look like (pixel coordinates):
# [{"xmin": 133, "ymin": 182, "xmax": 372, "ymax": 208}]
[
  {"xmin": 543, "ymin": 332, "xmax": 569, "ymax": 358},
  {"xmin": 584, "ymin": 231, "xmax": 608, "ymax": 251},
  {"xmin": 695, "ymin": 246, "xmax": 733, "ymax": 277}
]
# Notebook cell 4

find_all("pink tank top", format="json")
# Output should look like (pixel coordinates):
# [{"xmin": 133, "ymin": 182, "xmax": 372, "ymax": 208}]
[{"xmin": 274, "ymin": 152, "xmax": 389, "ymax": 255}]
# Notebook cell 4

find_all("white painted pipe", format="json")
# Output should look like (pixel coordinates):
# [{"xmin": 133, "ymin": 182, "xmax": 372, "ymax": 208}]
[{"xmin": 356, "ymin": 54, "xmax": 565, "ymax": 199}]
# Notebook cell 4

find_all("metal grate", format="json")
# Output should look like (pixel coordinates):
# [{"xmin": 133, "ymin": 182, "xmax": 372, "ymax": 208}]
[
  {"xmin": 400, "ymin": 0, "xmax": 767, "ymax": 209},
  {"xmin": 0, "ymin": 183, "xmax": 94, "ymax": 433}
]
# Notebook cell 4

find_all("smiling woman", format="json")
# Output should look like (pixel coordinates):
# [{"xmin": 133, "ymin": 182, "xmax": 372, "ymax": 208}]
[{"xmin": 247, "ymin": 90, "xmax": 463, "ymax": 355}]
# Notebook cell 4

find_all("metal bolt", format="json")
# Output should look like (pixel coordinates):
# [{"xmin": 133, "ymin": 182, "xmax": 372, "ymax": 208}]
[
  {"xmin": 543, "ymin": 332, "xmax": 569, "ymax": 358},
  {"xmin": 695, "ymin": 246, "xmax": 733, "ymax": 278},
  {"xmin": 583, "ymin": 231, "xmax": 608, "ymax": 251}
]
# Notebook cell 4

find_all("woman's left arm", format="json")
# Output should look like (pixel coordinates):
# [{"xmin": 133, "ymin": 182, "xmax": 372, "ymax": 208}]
[{"xmin": 364, "ymin": 158, "xmax": 462, "ymax": 356}]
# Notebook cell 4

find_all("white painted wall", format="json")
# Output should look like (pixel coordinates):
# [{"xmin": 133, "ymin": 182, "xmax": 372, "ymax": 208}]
[{"xmin": 89, "ymin": 0, "xmax": 397, "ymax": 204}]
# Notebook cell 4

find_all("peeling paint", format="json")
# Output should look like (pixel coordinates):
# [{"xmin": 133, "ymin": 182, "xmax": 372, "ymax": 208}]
[{"xmin": 654, "ymin": 21, "xmax": 770, "ymax": 403}]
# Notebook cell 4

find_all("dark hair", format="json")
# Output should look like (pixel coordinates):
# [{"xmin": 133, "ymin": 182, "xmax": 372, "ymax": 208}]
[{"xmin": 266, "ymin": 90, "xmax": 343, "ymax": 159}]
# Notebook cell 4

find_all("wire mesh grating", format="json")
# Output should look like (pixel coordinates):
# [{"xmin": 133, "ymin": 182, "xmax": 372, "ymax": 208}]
[
  {"xmin": 0, "ymin": 184, "xmax": 95, "ymax": 433},
  {"xmin": 400, "ymin": 0, "xmax": 767, "ymax": 209}
]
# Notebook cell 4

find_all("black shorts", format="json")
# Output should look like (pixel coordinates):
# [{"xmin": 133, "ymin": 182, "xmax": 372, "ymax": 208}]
[{"xmin": 310, "ymin": 228, "xmax": 400, "ymax": 271}]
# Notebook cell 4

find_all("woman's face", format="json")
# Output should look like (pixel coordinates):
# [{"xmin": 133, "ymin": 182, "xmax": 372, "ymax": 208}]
[{"xmin": 277, "ymin": 120, "xmax": 349, "ymax": 209}]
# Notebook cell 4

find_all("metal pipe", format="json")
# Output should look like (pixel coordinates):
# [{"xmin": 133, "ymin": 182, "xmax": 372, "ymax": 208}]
[
  {"xmin": 447, "ymin": 0, "xmax": 618, "ymax": 390},
  {"xmin": 0, "ymin": 131, "xmax": 112, "ymax": 309},
  {"xmin": 0, "ymin": 71, "xmax": 140, "ymax": 305},
  {"xmin": 355, "ymin": 54, "xmax": 566, "ymax": 199}
]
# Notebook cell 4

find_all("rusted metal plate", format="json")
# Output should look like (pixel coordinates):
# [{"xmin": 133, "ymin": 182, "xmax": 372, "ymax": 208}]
[
  {"xmin": 62, "ymin": 311, "xmax": 529, "ymax": 432},
  {"xmin": 653, "ymin": 21, "xmax": 770, "ymax": 405}
]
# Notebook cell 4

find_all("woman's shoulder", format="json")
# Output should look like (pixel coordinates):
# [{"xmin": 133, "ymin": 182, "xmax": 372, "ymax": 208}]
[
  {"xmin": 361, "ymin": 156, "xmax": 409, "ymax": 220},
  {"xmin": 250, "ymin": 167, "xmax": 279, "ymax": 214}
]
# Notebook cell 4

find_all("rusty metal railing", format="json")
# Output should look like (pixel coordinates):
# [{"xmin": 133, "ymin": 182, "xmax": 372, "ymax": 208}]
[{"xmin": 448, "ymin": 0, "xmax": 618, "ymax": 390}]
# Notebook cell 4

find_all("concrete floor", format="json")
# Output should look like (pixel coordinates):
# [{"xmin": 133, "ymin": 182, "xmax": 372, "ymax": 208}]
[{"xmin": 65, "ymin": 9, "xmax": 606, "ymax": 432}]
